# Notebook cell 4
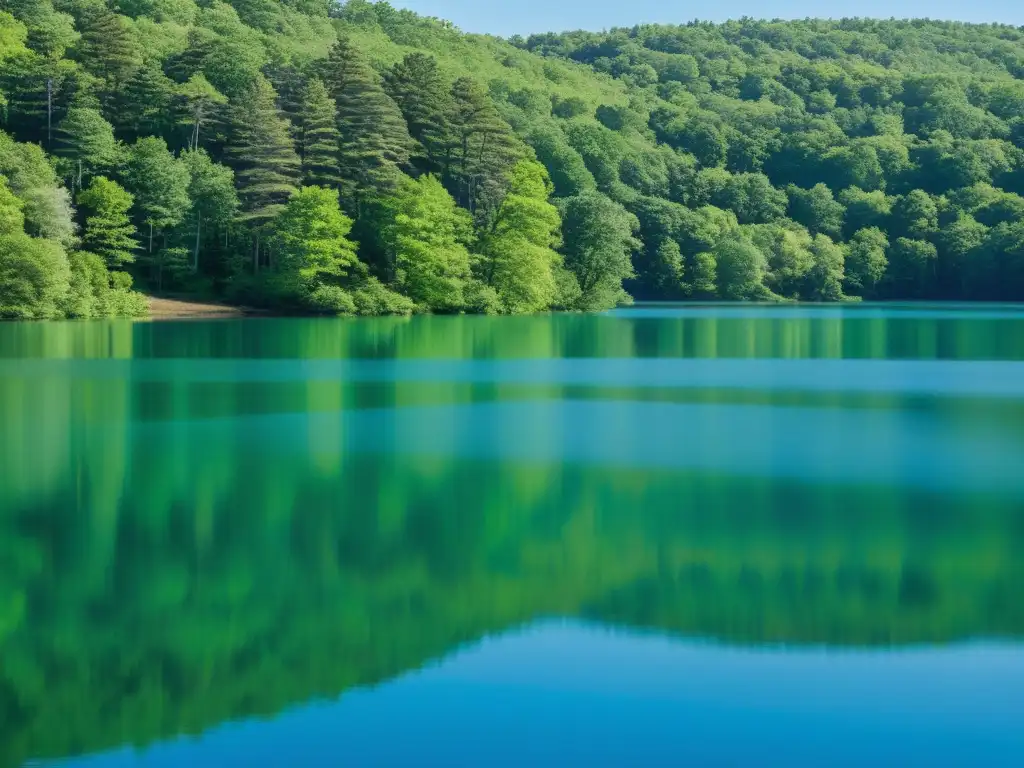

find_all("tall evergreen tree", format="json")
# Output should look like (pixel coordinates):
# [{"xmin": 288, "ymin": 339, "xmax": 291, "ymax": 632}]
[
  {"xmin": 297, "ymin": 78, "xmax": 342, "ymax": 190},
  {"xmin": 175, "ymin": 74, "xmax": 228, "ymax": 151},
  {"xmin": 321, "ymin": 36, "xmax": 416, "ymax": 205},
  {"xmin": 224, "ymin": 75, "xmax": 300, "ymax": 271},
  {"xmin": 71, "ymin": 7, "xmax": 140, "ymax": 109},
  {"xmin": 225, "ymin": 75, "xmax": 299, "ymax": 226},
  {"xmin": 179, "ymin": 149, "xmax": 238, "ymax": 273},
  {"xmin": 114, "ymin": 62, "xmax": 176, "ymax": 142},
  {"xmin": 448, "ymin": 76, "xmax": 522, "ymax": 215},
  {"xmin": 76, "ymin": 176, "xmax": 137, "ymax": 267},
  {"xmin": 383, "ymin": 52, "xmax": 453, "ymax": 175}
]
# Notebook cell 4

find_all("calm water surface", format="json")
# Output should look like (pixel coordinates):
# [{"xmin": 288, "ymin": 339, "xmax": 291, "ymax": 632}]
[{"xmin": 2, "ymin": 304, "xmax": 1023, "ymax": 766}]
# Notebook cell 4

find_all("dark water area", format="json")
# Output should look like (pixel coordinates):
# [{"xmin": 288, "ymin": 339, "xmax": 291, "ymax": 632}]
[{"xmin": 1, "ymin": 304, "xmax": 1023, "ymax": 766}]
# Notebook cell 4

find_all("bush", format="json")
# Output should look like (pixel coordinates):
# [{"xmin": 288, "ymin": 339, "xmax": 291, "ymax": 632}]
[
  {"xmin": 306, "ymin": 284, "xmax": 356, "ymax": 315},
  {"xmin": 351, "ymin": 277, "xmax": 415, "ymax": 316}
]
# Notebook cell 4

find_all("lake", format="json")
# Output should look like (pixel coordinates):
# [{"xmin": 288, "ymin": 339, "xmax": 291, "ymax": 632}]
[{"xmin": 1, "ymin": 304, "xmax": 1023, "ymax": 766}]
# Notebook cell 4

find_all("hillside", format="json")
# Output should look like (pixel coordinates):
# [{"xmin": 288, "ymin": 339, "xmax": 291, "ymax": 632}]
[{"xmin": 1, "ymin": 2, "xmax": 1024, "ymax": 320}]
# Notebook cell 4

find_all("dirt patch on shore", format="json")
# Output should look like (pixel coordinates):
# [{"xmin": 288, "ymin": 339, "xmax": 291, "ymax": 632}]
[{"xmin": 145, "ymin": 296, "xmax": 251, "ymax": 320}]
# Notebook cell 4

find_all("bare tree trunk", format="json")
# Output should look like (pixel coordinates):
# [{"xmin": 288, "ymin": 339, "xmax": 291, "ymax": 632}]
[
  {"xmin": 194, "ymin": 215, "xmax": 202, "ymax": 272},
  {"xmin": 149, "ymin": 222, "xmax": 154, "ymax": 254}
]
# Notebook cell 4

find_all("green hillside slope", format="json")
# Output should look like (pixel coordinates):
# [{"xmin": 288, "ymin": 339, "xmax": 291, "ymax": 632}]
[{"xmin": 2, "ymin": 1, "xmax": 1023, "ymax": 318}]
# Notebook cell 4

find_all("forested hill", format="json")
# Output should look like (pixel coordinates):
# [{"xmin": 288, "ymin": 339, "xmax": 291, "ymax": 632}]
[{"xmin": 2, "ymin": 3, "xmax": 1024, "ymax": 319}]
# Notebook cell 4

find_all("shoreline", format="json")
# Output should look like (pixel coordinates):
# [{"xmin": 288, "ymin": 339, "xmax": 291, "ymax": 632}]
[{"xmin": 144, "ymin": 296, "xmax": 253, "ymax": 321}]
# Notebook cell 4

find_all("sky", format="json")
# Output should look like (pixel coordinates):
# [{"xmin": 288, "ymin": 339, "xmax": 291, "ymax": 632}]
[{"xmin": 390, "ymin": 1, "xmax": 1024, "ymax": 36}]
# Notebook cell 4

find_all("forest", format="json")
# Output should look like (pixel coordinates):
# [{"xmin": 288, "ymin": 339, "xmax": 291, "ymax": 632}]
[{"xmin": 1, "ymin": 1, "xmax": 1024, "ymax": 318}]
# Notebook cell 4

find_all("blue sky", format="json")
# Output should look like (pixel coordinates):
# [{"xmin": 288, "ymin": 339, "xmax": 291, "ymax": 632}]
[{"xmin": 390, "ymin": 1, "xmax": 1024, "ymax": 36}]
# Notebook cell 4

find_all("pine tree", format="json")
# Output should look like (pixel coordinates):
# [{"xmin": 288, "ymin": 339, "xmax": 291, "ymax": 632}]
[
  {"xmin": 225, "ymin": 76, "xmax": 300, "ymax": 225},
  {"xmin": 76, "ymin": 176, "xmax": 137, "ymax": 267},
  {"xmin": 448, "ymin": 76, "xmax": 522, "ymax": 215},
  {"xmin": 321, "ymin": 36, "xmax": 416, "ymax": 206},
  {"xmin": 114, "ymin": 62, "xmax": 176, "ymax": 142},
  {"xmin": 383, "ymin": 52, "xmax": 453, "ymax": 174},
  {"xmin": 224, "ymin": 76, "xmax": 300, "ymax": 270},
  {"xmin": 297, "ymin": 78, "xmax": 342, "ymax": 189},
  {"xmin": 72, "ymin": 8, "xmax": 140, "ymax": 109},
  {"xmin": 174, "ymin": 74, "xmax": 228, "ymax": 151}
]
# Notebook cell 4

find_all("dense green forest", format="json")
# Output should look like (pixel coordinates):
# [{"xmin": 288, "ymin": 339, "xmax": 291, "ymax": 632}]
[
  {"xmin": 1, "ymin": 2, "xmax": 1024, "ymax": 318},
  {"xmin": 2, "ymin": 319, "xmax": 1023, "ymax": 764}
]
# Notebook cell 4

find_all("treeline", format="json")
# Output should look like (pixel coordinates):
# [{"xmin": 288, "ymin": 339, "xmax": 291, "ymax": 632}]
[{"xmin": 2, "ymin": 3, "xmax": 1024, "ymax": 319}]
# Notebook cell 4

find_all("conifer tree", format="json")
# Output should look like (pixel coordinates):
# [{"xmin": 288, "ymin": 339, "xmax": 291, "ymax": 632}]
[
  {"xmin": 297, "ymin": 78, "xmax": 342, "ymax": 190},
  {"xmin": 383, "ymin": 53, "xmax": 453, "ymax": 175},
  {"xmin": 76, "ymin": 176, "xmax": 137, "ymax": 267},
  {"xmin": 72, "ymin": 7, "xmax": 140, "ymax": 108},
  {"xmin": 114, "ymin": 62, "xmax": 176, "ymax": 141},
  {"xmin": 321, "ymin": 36, "xmax": 416, "ymax": 205},
  {"xmin": 448, "ymin": 76, "xmax": 522, "ymax": 215},
  {"xmin": 175, "ymin": 74, "xmax": 228, "ymax": 151},
  {"xmin": 225, "ymin": 75, "xmax": 300, "ymax": 228}
]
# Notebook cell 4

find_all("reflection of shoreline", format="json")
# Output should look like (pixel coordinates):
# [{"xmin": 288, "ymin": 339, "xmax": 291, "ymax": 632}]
[{"xmin": 51, "ymin": 621, "xmax": 1024, "ymax": 768}]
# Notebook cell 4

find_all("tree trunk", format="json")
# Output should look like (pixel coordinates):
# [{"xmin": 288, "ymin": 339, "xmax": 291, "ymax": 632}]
[
  {"xmin": 194, "ymin": 214, "xmax": 202, "ymax": 273},
  {"xmin": 149, "ymin": 222, "xmax": 154, "ymax": 254}
]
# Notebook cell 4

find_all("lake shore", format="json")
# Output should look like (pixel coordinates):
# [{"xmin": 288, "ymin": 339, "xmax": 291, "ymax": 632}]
[{"xmin": 145, "ymin": 296, "xmax": 253, "ymax": 320}]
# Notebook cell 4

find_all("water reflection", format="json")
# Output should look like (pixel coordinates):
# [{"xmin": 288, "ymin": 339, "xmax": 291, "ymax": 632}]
[{"xmin": 1, "ymin": 306, "xmax": 1023, "ymax": 766}]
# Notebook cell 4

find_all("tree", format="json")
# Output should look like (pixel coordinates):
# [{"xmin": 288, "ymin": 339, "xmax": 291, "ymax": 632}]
[
  {"xmin": 713, "ymin": 237, "xmax": 769, "ymax": 300},
  {"xmin": 4, "ymin": 0, "xmax": 77, "ymax": 60},
  {"xmin": 175, "ymin": 74, "xmax": 228, "ymax": 150},
  {"xmin": 0, "ymin": 230, "xmax": 70, "ymax": 318},
  {"xmin": 268, "ymin": 186, "xmax": 359, "ymax": 306},
  {"xmin": 383, "ymin": 52, "xmax": 453, "ymax": 175},
  {"xmin": 886, "ymin": 238, "xmax": 937, "ymax": 298},
  {"xmin": 297, "ymin": 78, "xmax": 342, "ymax": 190},
  {"xmin": 527, "ymin": 123, "xmax": 596, "ymax": 198},
  {"xmin": 124, "ymin": 137, "xmax": 190, "ymax": 255},
  {"xmin": 180, "ymin": 149, "xmax": 238, "ymax": 272},
  {"xmin": 53, "ymin": 106, "xmax": 119, "ymax": 192},
  {"xmin": 322, "ymin": 36, "xmax": 415, "ymax": 204},
  {"xmin": 477, "ymin": 160, "xmax": 562, "ymax": 313},
  {"xmin": 787, "ymin": 183, "xmax": 844, "ymax": 240},
  {"xmin": 374, "ymin": 174, "xmax": 472, "ymax": 312},
  {"xmin": 72, "ymin": 6, "xmax": 141, "ymax": 107},
  {"xmin": 225, "ymin": 75, "xmax": 300, "ymax": 234},
  {"xmin": 0, "ymin": 178, "xmax": 24, "ymax": 235},
  {"xmin": 844, "ymin": 227, "xmax": 889, "ymax": 298},
  {"xmin": 114, "ymin": 62, "xmax": 176, "ymax": 141},
  {"xmin": 449, "ymin": 76, "xmax": 522, "ymax": 215},
  {"xmin": 558, "ymin": 191, "xmax": 639, "ymax": 310},
  {"xmin": 76, "ymin": 176, "xmax": 137, "ymax": 267},
  {"xmin": 690, "ymin": 251, "xmax": 717, "ymax": 297},
  {"xmin": 839, "ymin": 187, "xmax": 892, "ymax": 238},
  {"xmin": 802, "ymin": 234, "xmax": 846, "ymax": 301}
]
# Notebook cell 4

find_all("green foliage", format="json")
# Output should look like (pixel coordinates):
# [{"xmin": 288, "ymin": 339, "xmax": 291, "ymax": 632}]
[
  {"xmin": 4, "ymin": 4, "xmax": 1024, "ymax": 316},
  {"xmin": 323, "ymin": 36, "xmax": 415, "ymax": 202},
  {"xmin": 713, "ymin": 236, "xmax": 770, "ymax": 301},
  {"xmin": 558, "ymin": 191, "xmax": 638, "ymax": 310},
  {"xmin": 0, "ymin": 229, "xmax": 69, "ymax": 318},
  {"xmin": 76, "ymin": 176, "xmax": 136, "ymax": 267},
  {"xmin": 268, "ymin": 186, "xmax": 359, "ymax": 307},
  {"xmin": 478, "ymin": 160, "xmax": 562, "ymax": 313},
  {"xmin": 53, "ymin": 106, "xmax": 120, "ymax": 191},
  {"xmin": 296, "ymin": 78, "xmax": 341, "ymax": 190},
  {"xmin": 375, "ymin": 174, "xmax": 472, "ymax": 312},
  {"xmin": 225, "ymin": 75, "xmax": 300, "ymax": 227}
]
